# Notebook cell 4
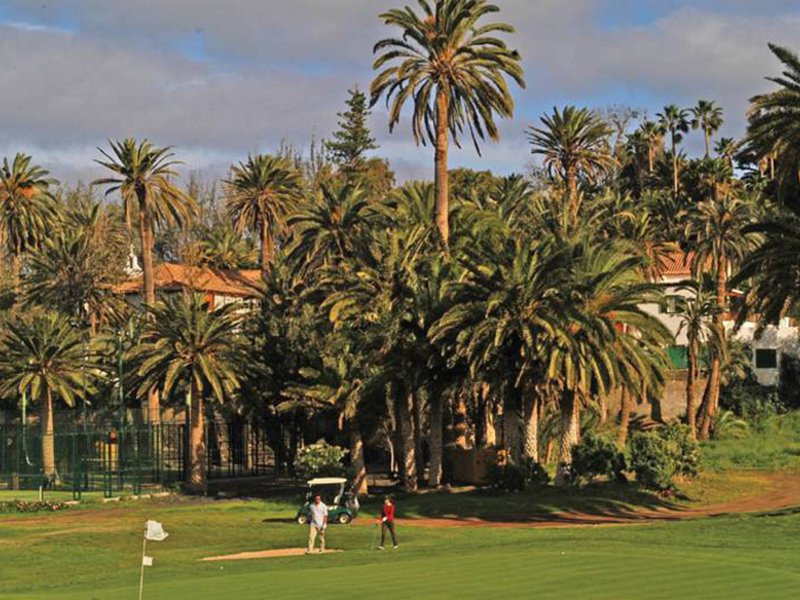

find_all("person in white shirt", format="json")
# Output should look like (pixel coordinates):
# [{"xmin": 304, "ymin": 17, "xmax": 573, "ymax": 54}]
[{"xmin": 307, "ymin": 495, "xmax": 328, "ymax": 554}]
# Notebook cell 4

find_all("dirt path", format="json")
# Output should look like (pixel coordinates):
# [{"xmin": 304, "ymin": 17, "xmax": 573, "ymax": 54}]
[{"xmin": 371, "ymin": 473, "xmax": 800, "ymax": 530}]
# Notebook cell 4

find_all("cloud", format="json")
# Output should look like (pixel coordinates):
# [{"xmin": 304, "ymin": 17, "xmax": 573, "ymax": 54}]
[{"xmin": 1, "ymin": 1, "xmax": 799, "ymax": 182}]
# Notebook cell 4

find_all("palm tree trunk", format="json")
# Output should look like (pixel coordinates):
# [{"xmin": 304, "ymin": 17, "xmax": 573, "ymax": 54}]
[
  {"xmin": 453, "ymin": 391, "xmax": 468, "ymax": 449},
  {"xmin": 567, "ymin": 164, "xmax": 579, "ymax": 220},
  {"xmin": 704, "ymin": 128, "xmax": 711, "ymax": 158},
  {"xmin": 349, "ymin": 426, "xmax": 368, "ymax": 495},
  {"xmin": 213, "ymin": 407, "xmax": 231, "ymax": 470},
  {"xmin": 41, "ymin": 387, "xmax": 56, "ymax": 478},
  {"xmin": 686, "ymin": 345, "xmax": 698, "ymax": 439},
  {"xmin": 398, "ymin": 391, "xmax": 417, "ymax": 491},
  {"xmin": 700, "ymin": 256, "xmax": 728, "ymax": 440},
  {"xmin": 617, "ymin": 388, "xmax": 632, "ymax": 445},
  {"xmin": 556, "ymin": 391, "xmax": 580, "ymax": 485},
  {"xmin": 502, "ymin": 398, "xmax": 522, "ymax": 464},
  {"xmin": 648, "ymin": 146, "xmax": 654, "ymax": 174},
  {"xmin": 434, "ymin": 90, "xmax": 450, "ymax": 246},
  {"xmin": 477, "ymin": 383, "xmax": 496, "ymax": 447},
  {"xmin": 188, "ymin": 378, "xmax": 206, "ymax": 491},
  {"xmin": 412, "ymin": 394, "xmax": 425, "ymax": 485},
  {"xmin": 672, "ymin": 135, "xmax": 679, "ymax": 197},
  {"xmin": 428, "ymin": 394, "xmax": 443, "ymax": 488},
  {"xmin": 260, "ymin": 221, "xmax": 273, "ymax": 278},
  {"xmin": 522, "ymin": 395, "xmax": 539, "ymax": 463},
  {"xmin": 138, "ymin": 207, "xmax": 162, "ymax": 426}
]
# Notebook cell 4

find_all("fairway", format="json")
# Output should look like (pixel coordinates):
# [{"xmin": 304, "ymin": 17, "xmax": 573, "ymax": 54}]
[{"xmin": 2, "ymin": 496, "xmax": 799, "ymax": 599}]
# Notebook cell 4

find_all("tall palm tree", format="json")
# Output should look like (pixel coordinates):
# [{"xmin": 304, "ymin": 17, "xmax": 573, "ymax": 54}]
[
  {"xmin": 691, "ymin": 100, "xmax": 724, "ymax": 158},
  {"xmin": 528, "ymin": 106, "xmax": 614, "ymax": 219},
  {"xmin": 225, "ymin": 154, "xmax": 302, "ymax": 276},
  {"xmin": 685, "ymin": 194, "xmax": 759, "ymax": 439},
  {"xmin": 675, "ymin": 281, "xmax": 723, "ymax": 439},
  {"xmin": 94, "ymin": 138, "xmax": 197, "ymax": 424},
  {"xmin": 371, "ymin": 0, "xmax": 525, "ymax": 245},
  {"xmin": 657, "ymin": 105, "xmax": 691, "ymax": 197},
  {"xmin": 746, "ymin": 44, "xmax": 800, "ymax": 202},
  {"xmin": 637, "ymin": 120, "xmax": 665, "ymax": 174},
  {"xmin": 0, "ymin": 313, "xmax": 95, "ymax": 477},
  {"xmin": 127, "ymin": 293, "xmax": 244, "ymax": 490},
  {"xmin": 0, "ymin": 153, "xmax": 58, "ymax": 285}
]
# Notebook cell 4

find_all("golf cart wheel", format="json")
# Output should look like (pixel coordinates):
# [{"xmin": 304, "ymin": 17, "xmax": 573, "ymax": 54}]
[
  {"xmin": 337, "ymin": 513, "xmax": 352, "ymax": 525},
  {"xmin": 297, "ymin": 515, "xmax": 308, "ymax": 525}
]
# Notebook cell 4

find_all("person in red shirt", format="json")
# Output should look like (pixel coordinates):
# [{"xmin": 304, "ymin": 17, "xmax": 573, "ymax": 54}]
[{"xmin": 378, "ymin": 497, "xmax": 398, "ymax": 549}]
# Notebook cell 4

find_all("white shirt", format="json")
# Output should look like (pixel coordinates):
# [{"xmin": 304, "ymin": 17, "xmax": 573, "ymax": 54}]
[{"xmin": 310, "ymin": 502, "xmax": 328, "ymax": 528}]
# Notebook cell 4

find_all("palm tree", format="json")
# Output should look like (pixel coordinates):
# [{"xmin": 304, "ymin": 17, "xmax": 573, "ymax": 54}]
[
  {"xmin": 0, "ymin": 313, "xmax": 95, "ymax": 477},
  {"xmin": 691, "ymin": 100, "xmax": 724, "ymax": 158},
  {"xmin": 197, "ymin": 224, "xmax": 258, "ymax": 270},
  {"xmin": 225, "ymin": 154, "xmax": 303, "ymax": 276},
  {"xmin": 430, "ymin": 234, "xmax": 572, "ymax": 464},
  {"xmin": 675, "ymin": 281, "xmax": 723, "ymax": 439},
  {"xmin": 637, "ymin": 120, "xmax": 665, "ymax": 174},
  {"xmin": 25, "ymin": 201, "xmax": 127, "ymax": 334},
  {"xmin": 94, "ymin": 138, "xmax": 197, "ymax": 424},
  {"xmin": 286, "ymin": 183, "xmax": 375, "ymax": 272},
  {"xmin": 282, "ymin": 341, "xmax": 369, "ymax": 495},
  {"xmin": 127, "ymin": 293, "xmax": 244, "ymax": 490},
  {"xmin": 0, "ymin": 153, "xmax": 58, "ymax": 285},
  {"xmin": 746, "ymin": 44, "xmax": 800, "ymax": 202},
  {"xmin": 528, "ymin": 106, "xmax": 614, "ymax": 219},
  {"xmin": 657, "ymin": 105, "xmax": 691, "ymax": 197},
  {"xmin": 714, "ymin": 137, "xmax": 739, "ymax": 168},
  {"xmin": 685, "ymin": 193, "xmax": 759, "ymax": 439},
  {"xmin": 371, "ymin": 0, "xmax": 525, "ymax": 245}
]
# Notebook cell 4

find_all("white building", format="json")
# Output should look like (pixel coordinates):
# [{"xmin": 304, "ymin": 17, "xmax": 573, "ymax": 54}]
[{"xmin": 643, "ymin": 251, "xmax": 798, "ymax": 386}]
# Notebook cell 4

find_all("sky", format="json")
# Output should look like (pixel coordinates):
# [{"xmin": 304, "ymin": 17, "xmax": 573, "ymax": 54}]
[{"xmin": 1, "ymin": 0, "xmax": 800, "ymax": 184}]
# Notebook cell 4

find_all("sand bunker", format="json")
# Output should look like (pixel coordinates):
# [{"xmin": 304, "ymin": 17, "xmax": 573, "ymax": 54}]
[{"xmin": 202, "ymin": 548, "xmax": 343, "ymax": 561}]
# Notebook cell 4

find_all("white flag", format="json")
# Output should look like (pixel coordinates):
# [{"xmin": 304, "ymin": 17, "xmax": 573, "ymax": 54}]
[
  {"xmin": 142, "ymin": 556, "xmax": 154, "ymax": 567},
  {"xmin": 144, "ymin": 520, "xmax": 169, "ymax": 542}
]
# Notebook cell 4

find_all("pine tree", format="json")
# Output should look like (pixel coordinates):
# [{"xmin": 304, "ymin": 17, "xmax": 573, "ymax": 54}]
[{"xmin": 326, "ymin": 86, "xmax": 378, "ymax": 176}]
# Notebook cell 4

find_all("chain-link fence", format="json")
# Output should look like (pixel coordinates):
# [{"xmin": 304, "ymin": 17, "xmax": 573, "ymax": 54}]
[{"xmin": 0, "ymin": 421, "xmax": 274, "ymax": 498}]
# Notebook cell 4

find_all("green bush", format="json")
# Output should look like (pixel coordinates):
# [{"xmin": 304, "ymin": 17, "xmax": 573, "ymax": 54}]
[
  {"xmin": 524, "ymin": 458, "xmax": 551, "ymax": 487},
  {"xmin": 488, "ymin": 462, "xmax": 527, "ymax": 492},
  {"xmin": 569, "ymin": 433, "xmax": 626, "ymax": 485},
  {"xmin": 0, "ymin": 500, "xmax": 68, "ymax": 513},
  {"xmin": 295, "ymin": 440, "xmax": 348, "ymax": 479},
  {"xmin": 629, "ymin": 423, "xmax": 699, "ymax": 491}
]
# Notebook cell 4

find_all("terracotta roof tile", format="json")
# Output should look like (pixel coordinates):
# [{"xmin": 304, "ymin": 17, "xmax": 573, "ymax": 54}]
[{"xmin": 114, "ymin": 263, "xmax": 261, "ymax": 298}]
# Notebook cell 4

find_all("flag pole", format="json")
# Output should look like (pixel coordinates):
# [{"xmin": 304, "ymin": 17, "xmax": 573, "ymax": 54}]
[{"xmin": 139, "ymin": 523, "xmax": 148, "ymax": 600}]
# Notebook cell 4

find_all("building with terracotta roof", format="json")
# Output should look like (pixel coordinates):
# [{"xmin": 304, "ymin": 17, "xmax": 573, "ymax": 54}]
[
  {"xmin": 646, "ymin": 250, "xmax": 798, "ymax": 386},
  {"xmin": 114, "ymin": 262, "xmax": 261, "ymax": 308}
]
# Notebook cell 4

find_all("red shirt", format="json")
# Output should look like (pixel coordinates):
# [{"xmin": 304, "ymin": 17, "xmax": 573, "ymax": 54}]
[{"xmin": 381, "ymin": 503, "xmax": 395, "ymax": 522}]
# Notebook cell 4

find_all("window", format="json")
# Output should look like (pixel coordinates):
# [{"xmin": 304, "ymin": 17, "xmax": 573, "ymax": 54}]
[
  {"xmin": 660, "ymin": 295, "xmax": 681, "ymax": 315},
  {"xmin": 667, "ymin": 346, "xmax": 688, "ymax": 370},
  {"xmin": 755, "ymin": 349, "xmax": 778, "ymax": 370}
]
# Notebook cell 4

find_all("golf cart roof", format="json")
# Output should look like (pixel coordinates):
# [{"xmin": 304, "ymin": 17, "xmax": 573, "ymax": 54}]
[{"xmin": 307, "ymin": 477, "xmax": 347, "ymax": 486}]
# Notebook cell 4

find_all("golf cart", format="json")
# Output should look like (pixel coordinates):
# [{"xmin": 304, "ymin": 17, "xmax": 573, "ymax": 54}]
[{"xmin": 296, "ymin": 477, "xmax": 360, "ymax": 525}]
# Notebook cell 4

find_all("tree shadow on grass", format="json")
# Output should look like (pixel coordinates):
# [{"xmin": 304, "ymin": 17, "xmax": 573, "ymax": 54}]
[{"xmin": 362, "ymin": 482, "xmax": 686, "ymax": 525}]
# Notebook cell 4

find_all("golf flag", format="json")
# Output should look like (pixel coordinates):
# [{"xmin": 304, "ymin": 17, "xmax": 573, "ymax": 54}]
[
  {"xmin": 144, "ymin": 520, "xmax": 169, "ymax": 542},
  {"xmin": 142, "ymin": 556, "xmax": 154, "ymax": 567}
]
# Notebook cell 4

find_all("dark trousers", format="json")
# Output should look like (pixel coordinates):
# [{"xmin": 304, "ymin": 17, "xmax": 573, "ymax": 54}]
[{"xmin": 381, "ymin": 520, "xmax": 398, "ymax": 546}]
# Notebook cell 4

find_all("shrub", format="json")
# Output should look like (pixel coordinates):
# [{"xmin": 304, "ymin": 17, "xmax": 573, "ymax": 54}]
[
  {"xmin": 629, "ymin": 423, "xmax": 699, "ymax": 490},
  {"xmin": 0, "ymin": 500, "xmax": 68, "ymax": 513},
  {"xmin": 489, "ymin": 462, "xmax": 527, "ymax": 492},
  {"xmin": 569, "ymin": 433, "xmax": 627, "ymax": 485},
  {"xmin": 524, "ymin": 458, "xmax": 551, "ymax": 487},
  {"xmin": 294, "ymin": 440, "xmax": 348, "ymax": 479}
]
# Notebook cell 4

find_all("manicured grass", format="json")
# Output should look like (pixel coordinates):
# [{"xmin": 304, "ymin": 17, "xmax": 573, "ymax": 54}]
[{"xmin": 2, "ymin": 495, "xmax": 799, "ymax": 599}]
